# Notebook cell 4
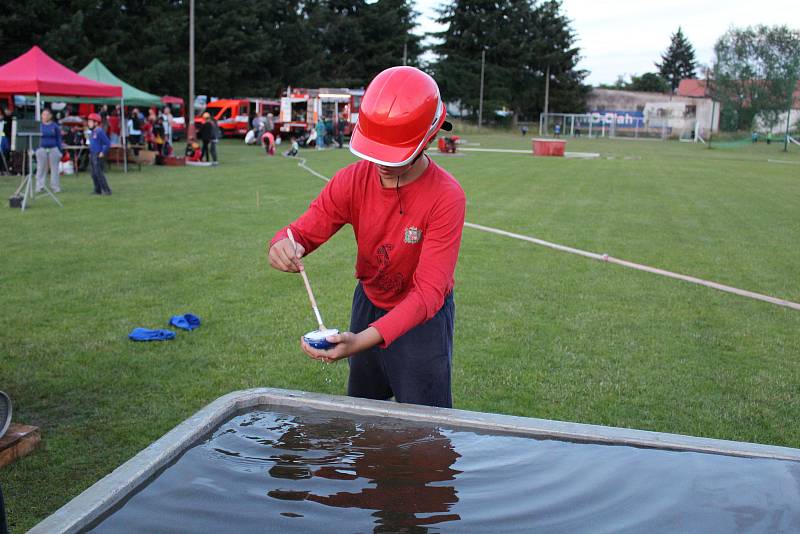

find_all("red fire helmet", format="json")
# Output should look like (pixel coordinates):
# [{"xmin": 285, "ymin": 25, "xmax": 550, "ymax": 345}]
[
  {"xmin": 350, "ymin": 66, "xmax": 451, "ymax": 167},
  {"xmin": 87, "ymin": 113, "xmax": 102, "ymax": 122}
]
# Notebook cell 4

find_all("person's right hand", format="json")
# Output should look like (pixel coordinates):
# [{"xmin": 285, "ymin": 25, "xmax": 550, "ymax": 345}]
[{"xmin": 268, "ymin": 237, "xmax": 305, "ymax": 273}]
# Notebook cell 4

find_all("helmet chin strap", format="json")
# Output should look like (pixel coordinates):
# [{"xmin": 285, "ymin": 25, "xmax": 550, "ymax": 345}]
[
  {"xmin": 393, "ymin": 152, "xmax": 429, "ymax": 215},
  {"xmin": 396, "ymin": 176, "xmax": 404, "ymax": 215}
]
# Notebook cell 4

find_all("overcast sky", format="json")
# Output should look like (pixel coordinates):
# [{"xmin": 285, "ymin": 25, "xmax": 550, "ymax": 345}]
[{"xmin": 413, "ymin": 0, "xmax": 800, "ymax": 85}]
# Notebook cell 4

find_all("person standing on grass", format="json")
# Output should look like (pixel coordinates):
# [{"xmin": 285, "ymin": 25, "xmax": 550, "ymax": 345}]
[
  {"xmin": 315, "ymin": 119, "xmax": 326, "ymax": 150},
  {"xmin": 0, "ymin": 483, "xmax": 7, "ymax": 534},
  {"xmin": 161, "ymin": 106, "xmax": 174, "ymax": 147},
  {"xmin": 127, "ymin": 108, "xmax": 143, "ymax": 145},
  {"xmin": 199, "ymin": 111, "xmax": 214, "ymax": 162},
  {"xmin": 268, "ymin": 66, "xmax": 465, "ymax": 408},
  {"xmin": 210, "ymin": 115, "xmax": 221, "ymax": 165},
  {"xmin": 266, "ymin": 112, "xmax": 275, "ymax": 133},
  {"xmin": 0, "ymin": 107, "xmax": 11, "ymax": 175},
  {"xmin": 99, "ymin": 104, "xmax": 109, "ymax": 131},
  {"xmin": 87, "ymin": 113, "xmax": 112, "ymax": 195},
  {"xmin": 35, "ymin": 108, "xmax": 63, "ymax": 193},
  {"xmin": 108, "ymin": 106, "xmax": 121, "ymax": 144}
]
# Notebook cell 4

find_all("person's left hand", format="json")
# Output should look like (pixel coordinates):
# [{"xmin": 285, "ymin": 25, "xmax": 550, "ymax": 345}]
[
  {"xmin": 300, "ymin": 331, "xmax": 360, "ymax": 364},
  {"xmin": 99, "ymin": 153, "xmax": 105, "ymax": 159}
]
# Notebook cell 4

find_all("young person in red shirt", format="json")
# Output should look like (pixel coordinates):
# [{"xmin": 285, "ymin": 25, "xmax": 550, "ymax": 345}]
[{"xmin": 268, "ymin": 66, "xmax": 466, "ymax": 408}]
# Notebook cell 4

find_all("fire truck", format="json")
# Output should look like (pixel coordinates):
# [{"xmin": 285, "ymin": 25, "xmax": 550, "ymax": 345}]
[
  {"xmin": 278, "ymin": 88, "xmax": 363, "ymax": 136},
  {"xmin": 195, "ymin": 98, "xmax": 280, "ymax": 137}
]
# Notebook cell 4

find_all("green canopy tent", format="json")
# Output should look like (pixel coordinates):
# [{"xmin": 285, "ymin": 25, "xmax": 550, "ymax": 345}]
[
  {"xmin": 77, "ymin": 59, "xmax": 162, "ymax": 107},
  {"xmin": 75, "ymin": 59, "xmax": 162, "ymax": 173}
]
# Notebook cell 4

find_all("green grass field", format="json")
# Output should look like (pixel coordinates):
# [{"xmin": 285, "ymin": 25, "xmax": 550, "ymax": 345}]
[{"xmin": 2, "ymin": 132, "xmax": 799, "ymax": 530}]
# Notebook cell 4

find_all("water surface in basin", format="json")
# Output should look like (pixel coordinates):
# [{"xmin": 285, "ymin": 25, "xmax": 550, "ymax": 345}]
[{"xmin": 90, "ymin": 406, "xmax": 800, "ymax": 533}]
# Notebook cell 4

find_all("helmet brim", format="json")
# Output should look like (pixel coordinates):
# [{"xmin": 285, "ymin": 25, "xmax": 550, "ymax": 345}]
[{"xmin": 349, "ymin": 101, "xmax": 447, "ymax": 167}]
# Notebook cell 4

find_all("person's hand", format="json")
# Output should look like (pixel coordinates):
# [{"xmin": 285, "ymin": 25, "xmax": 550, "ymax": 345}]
[
  {"xmin": 99, "ymin": 153, "xmax": 104, "ymax": 159},
  {"xmin": 268, "ymin": 237, "xmax": 305, "ymax": 273},
  {"xmin": 300, "ymin": 331, "xmax": 359, "ymax": 363},
  {"xmin": 299, "ymin": 327, "xmax": 383, "ymax": 364}
]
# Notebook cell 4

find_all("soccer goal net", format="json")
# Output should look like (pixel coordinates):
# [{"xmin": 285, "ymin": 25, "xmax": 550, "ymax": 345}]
[{"xmin": 540, "ymin": 110, "xmax": 706, "ymax": 141}]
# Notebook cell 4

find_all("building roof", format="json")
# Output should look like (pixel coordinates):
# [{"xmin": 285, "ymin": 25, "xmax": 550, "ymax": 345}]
[
  {"xmin": 677, "ymin": 79, "xmax": 708, "ymax": 98},
  {"xmin": 678, "ymin": 78, "xmax": 800, "ymax": 107}
]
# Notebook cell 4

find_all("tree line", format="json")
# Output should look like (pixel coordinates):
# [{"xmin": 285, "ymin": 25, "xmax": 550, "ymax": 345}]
[
  {"xmin": 599, "ymin": 27, "xmax": 697, "ymax": 93},
  {"xmin": 0, "ymin": 0, "xmax": 422, "ymax": 98},
  {"xmin": 600, "ymin": 24, "xmax": 800, "ymax": 133},
  {"xmin": 1, "ymin": 0, "xmax": 587, "ymax": 123},
  {"xmin": 5, "ymin": 2, "xmax": 794, "ymax": 131}
]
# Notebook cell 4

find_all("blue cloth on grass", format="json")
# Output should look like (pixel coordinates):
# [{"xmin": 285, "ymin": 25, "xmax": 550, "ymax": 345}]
[
  {"xmin": 169, "ymin": 313, "xmax": 201, "ymax": 331},
  {"xmin": 129, "ymin": 328, "xmax": 176, "ymax": 341}
]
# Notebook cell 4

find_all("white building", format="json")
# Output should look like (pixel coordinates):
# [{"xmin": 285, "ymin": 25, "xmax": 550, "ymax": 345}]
[{"xmin": 587, "ymin": 85, "xmax": 719, "ymax": 137}]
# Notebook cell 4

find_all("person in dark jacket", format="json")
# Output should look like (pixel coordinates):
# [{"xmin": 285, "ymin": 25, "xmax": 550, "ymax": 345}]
[
  {"xmin": 0, "ymin": 107, "xmax": 11, "ymax": 174},
  {"xmin": 87, "ymin": 113, "xmax": 112, "ymax": 195},
  {"xmin": 0, "ymin": 482, "xmax": 8, "ymax": 534},
  {"xmin": 199, "ymin": 111, "xmax": 215, "ymax": 162},
  {"xmin": 209, "ymin": 116, "xmax": 220, "ymax": 165}
]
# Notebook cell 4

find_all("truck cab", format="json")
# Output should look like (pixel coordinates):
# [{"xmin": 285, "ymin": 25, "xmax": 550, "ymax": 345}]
[{"xmin": 196, "ymin": 99, "xmax": 250, "ymax": 136}]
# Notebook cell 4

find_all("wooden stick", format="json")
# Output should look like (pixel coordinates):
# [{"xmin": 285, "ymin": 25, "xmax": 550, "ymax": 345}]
[{"xmin": 286, "ymin": 228, "xmax": 325, "ymax": 330}]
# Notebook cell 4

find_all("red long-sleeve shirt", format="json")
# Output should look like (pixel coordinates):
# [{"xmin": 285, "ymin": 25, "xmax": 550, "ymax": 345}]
[{"xmin": 271, "ymin": 158, "xmax": 466, "ymax": 347}]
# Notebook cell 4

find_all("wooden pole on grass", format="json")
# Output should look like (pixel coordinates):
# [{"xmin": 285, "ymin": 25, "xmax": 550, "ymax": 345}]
[
  {"xmin": 543, "ymin": 65, "xmax": 550, "ymax": 136},
  {"xmin": 121, "ymin": 97, "xmax": 127, "ymax": 173},
  {"xmin": 784, "ymin": 100, "xmax": 793, "ymax": 152},
  {"xmin": 708, "ymin": 101, "xmax": 716, "ymax": 149},
  {"xmin": 188, "ymin": 0, "xmax": 196, "ymax": 142},
  {"xmin": 478, "ymin": 49, "xmax": 485, "ymax": 131}
]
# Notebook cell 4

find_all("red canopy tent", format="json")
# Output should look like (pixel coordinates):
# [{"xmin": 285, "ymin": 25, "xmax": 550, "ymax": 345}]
[
  {"xmin": 0, "ymin": 46, "xmax": 122, "ymax": 116},
  {"xmin": 0, "ymin": 46, "xmax": 130, "ymax": 170}
]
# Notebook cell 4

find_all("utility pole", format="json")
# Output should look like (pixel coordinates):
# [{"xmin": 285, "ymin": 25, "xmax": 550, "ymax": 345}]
[
  {"xmin": 403, "ymin": 42, "xmax": 408, "ymax": 66},
  {"xmin": 478, "ymin": 49, "xmax": 485, "ymax": 130},
  {"xmin": 784, "ymin": 98, "xmax": 793, "ymax": 152},
  {"xmin": 543, "ymin": 64, "xmax": 550, "ymax": 135},
  {"xmin": 708, "ymin": 100, "xmax": 716, "ymax": 149},
  {"xmin": 188, "ymin": 0, "xmax": 196, "ymax": 141}
]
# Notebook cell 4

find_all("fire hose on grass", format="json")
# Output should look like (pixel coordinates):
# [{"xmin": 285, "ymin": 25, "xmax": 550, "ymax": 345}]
[{"xmin": 293, "ymin": 157, "xmax": 800, "ymax": 313}]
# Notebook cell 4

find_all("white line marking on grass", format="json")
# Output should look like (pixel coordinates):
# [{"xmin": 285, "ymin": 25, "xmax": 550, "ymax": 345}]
[
  {"xmin": 294, "ymin": 156, "xmax": 800, "ymax": 312},
  {"xmin": 458, "ymin": 147, "xmax": 600, "ymax": 158},
  {"xmin": 565, "ymin": 151, "xmax": 601, "ymax": 159},
  {"xmin": 297, "ymin": 158, "xmax": 332, "ymax": 182},
  {"xmin": 460, "ymin": 147, "xmax": 530, "ymax": 154},
  {"xmin": 768, "ymin": 159, "xmax": 800, "ymax": 165}
]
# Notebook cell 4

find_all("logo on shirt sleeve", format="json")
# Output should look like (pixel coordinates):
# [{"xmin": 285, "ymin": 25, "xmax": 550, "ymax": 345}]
[{"xmin": 403, "ymin": 226, "xmax": 422, "ymax": 244}]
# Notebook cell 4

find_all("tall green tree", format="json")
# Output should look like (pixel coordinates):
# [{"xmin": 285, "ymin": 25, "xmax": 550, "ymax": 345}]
[
  {"xmin": 301, "ymin": 0, "xmax": 422, "ymax": 88},
  {"xmin": 712, "ymin": 25, "xmax": 800, "ymax": 131},
  {"xmin": 1, "ymin": 0, "xmax": 421, "ymax": 103},
  {"xmin": 627, "ymin": 72, "xmax": 669, "ymax": 93},
  {"xmin": 656, "ymin": 27, "xmax": 697, "ymax": 92},
  {"xmin": 431, "ymin": 0, "xmax": 587, "ymax": 124}
]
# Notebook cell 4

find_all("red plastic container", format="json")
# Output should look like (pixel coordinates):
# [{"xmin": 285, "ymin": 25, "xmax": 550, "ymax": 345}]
[{"xmin": 532, "ymin": 138, "xmax": 566, "ymax": 157}]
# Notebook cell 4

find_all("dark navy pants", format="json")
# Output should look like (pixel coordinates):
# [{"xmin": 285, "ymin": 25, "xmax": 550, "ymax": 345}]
[
  {"xmin": 348, "ymin": 284, "xmax": 454, "ymax": 408},
  {"xmin": 90, "ymin": 153, "xmax": 111, "ymax": 194},
  {"xmin": 0, "ymin": 482, "xmax": 7, "ymax": 534}
]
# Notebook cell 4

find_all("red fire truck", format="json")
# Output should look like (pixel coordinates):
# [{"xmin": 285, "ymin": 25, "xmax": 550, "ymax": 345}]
[
  {"xmin": 195, "ymin": 98, "xmax": 280, "ymax": 137},
  {"xmin": 195, "ymin": 99, "xmax": 249, "ymax": 136},
  {"xmin": 278, "ymin": 88, "xmax": 363, "ymax": 136}
]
